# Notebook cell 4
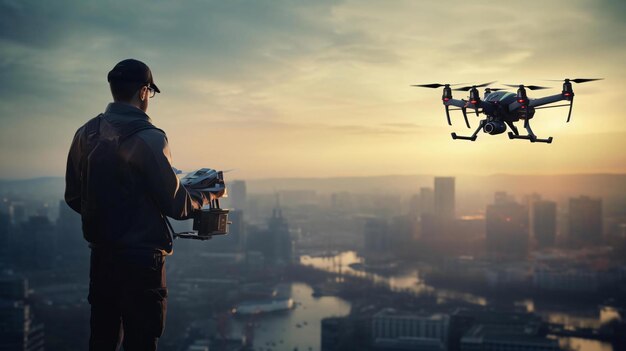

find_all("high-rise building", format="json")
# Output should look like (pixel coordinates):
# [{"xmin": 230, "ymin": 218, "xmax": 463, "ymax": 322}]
[
  {"xmin": 0, "ymin": 211, "xmax": 9, "ymax": 259},
  {"xmin": 408, "ymin": 194, "xmax": 420, "ymax": 218},
  {"xmin": 363, "ymin": 218, "xmax": 390, "ymax": 254},
  {"xmin": 10, "ymin": 202, "xmax": 26, "ymax": 225},
  {"xmin": 0, "ymin": 274, "xmax": 45, "ymax": 351},
  {"xmin": 523, "ymin": 193, "xmax": 542, "ymax": 208},
  {"xmin": 419, "ymin": 187, "xmax": 434, "ymax": 216},
  {"xmin": 419, "ymin": 213, "xmax": 439, "ymax": 239},
  {"xmin": 56, "ymin": 200, "xmax": 86, "ymax": 259},
  {"xmin": 434, "ymin": 177, "xmax": 455, "ymax": 220},
  {"xmin": 20, "ymin": 216, "xmax": 56, "ymax": 269},
  {"xmin": 486, "ymin": 200, "xmax": 529, "ymax": 258},
  {"xmin": 229, "ymin": 180, "xmax": 247, "ymax": 210},
  {"xmin": 569, "ymin": 196, "xmax": 603, "ymax": 246},
  {"xmin": 533, "ymin": 201, "xmax": 556, "ymax": 247},
  {"xmin": 267, "ymin": 206, "xmax": 292, "ymax": 264},
  {"xmin": 390, "ymin": 215, "xmax": 417, "ymax": 245}
]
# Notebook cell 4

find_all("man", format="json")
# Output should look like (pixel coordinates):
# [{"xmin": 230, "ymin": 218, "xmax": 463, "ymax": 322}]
[{"xmin": 65, "ymin": 59, "xmax": 209, "ymax": 350}]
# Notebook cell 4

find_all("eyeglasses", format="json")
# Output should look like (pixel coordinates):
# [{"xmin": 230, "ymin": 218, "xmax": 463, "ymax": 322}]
[{"xmin": 146, "ymin": 86, "xmax": 156, "ymax": 98}]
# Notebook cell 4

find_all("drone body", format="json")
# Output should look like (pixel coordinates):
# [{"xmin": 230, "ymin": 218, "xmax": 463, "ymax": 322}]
[{"xmin": 413, "ymin": 79, "xmax": 602, "ymax": 143}]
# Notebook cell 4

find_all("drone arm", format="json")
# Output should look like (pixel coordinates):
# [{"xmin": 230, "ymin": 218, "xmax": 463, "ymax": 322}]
[
  {"xmin": 528, "ymin": 94, "xmax": 566, "ymax": 108},
  {"xmin": 507, "ymin": 94, "xmax": 564, "ymax": 111},
  {"xmin": 444, "ymin": 98, "xmax": 467, "ymax": 109}
]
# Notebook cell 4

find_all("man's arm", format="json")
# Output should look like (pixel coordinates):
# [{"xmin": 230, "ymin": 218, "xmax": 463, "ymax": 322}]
[
  {"xmin": 128, "ymin": 129, "xmax": 208, "ymax": 220},
  {"xmin": 64, "ymin": 128, "xmax": 83, "ymax": 214}
]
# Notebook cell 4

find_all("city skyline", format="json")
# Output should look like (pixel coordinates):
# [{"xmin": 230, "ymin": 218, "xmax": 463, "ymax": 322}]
[{"xmin": 0, "ymin": 0, "xmax": 625, "ymax": 179}]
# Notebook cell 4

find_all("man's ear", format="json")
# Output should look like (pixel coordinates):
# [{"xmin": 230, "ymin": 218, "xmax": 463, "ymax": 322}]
[{"xmin": 139, "ymin": 86, "xmax": 147, "ymax": 101}]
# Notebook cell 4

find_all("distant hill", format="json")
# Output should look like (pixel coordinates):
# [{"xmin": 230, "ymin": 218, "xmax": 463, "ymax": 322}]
[{"xmin": 0, "ymin": 177, "xmax": 66, "ymax": 200}]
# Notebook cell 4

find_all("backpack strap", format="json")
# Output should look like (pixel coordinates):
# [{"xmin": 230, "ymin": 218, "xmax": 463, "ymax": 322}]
[
  {"xmin": 84, "ymin": 114, "xmax": 103, "ymax": 151},
  {"xmin": 80, "ymin": 114, "xmax": 102, "ymax": 180},
  {"xmin": 80, "ymin": 114, "xmax": 103, "ymax": 213}
]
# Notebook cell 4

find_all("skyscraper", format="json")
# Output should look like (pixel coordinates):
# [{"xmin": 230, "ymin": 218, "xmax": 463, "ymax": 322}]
[
  {"xmin": 10, "ymin": 202, "xmax": 26, "ymax": 225},
  {"xmin": 56, "ymin": 200, "xmax": 85, "ymax": 260},
  {"xmin": 20, "ymin": 216, "xmax": 56, "ymax": 269},
  {"xmin": 267, "ymin": 205, "xmax": 292, "ymax": 264},
  {"xmin": 569, "ymin": 196, "xmax": 603, "ymax": 246},
  {"xmin": 434, "ymin": 177, "xmax": 455, "ymax": 220},
  {"xmin": 0, "ymin": 211, "xmax": 9, "ymax": 259},
  {"xmin": 533, "ymin": 201, "xmax": 557, "ymax": 248},
  {"xmin": 419, "ymin": 187, "xmax": 434, "ymax": 216},
  {"xmin": 229, "ymin": 180, "xmax": 247, "ymax": 210},
  {"xmin": 363, "ymin": 217, "xmax": 390, "ymax": 254},
  {"xmin": 486, "ymin": 200, "xmax": 529, "ymax": 258},
  {"xmin": 0, "ymin": 274, "xmax": 45, "ymax": 351}
]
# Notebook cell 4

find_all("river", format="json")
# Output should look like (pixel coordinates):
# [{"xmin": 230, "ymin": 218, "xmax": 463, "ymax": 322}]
[
  {"xmin": 231, "ymin": 283, "xmax": 351, "ymax": 351},
  {"xmin": 299, "ymin": 250, "xmax": 618, "ymax": 351}
]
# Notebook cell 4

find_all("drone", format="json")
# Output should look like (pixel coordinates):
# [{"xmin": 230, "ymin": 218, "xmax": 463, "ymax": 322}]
[
  {"xmin": 412, "ymin": 78, "xmax": 602, "ymax": 143},
  {"xmin": 165, "ymin": 168, "xmax": 230, "ymax": 240}
]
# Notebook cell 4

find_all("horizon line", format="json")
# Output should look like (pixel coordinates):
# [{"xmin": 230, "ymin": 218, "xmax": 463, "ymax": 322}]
[{"xmin": 1, "ymin": 172, "xmax": 625, "ymax": 183}]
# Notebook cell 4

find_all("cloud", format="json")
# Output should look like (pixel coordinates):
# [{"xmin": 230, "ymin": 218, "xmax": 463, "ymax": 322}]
[{"xmin": 0, "ymin": 0, "xmax": 624, "ymax": 178}]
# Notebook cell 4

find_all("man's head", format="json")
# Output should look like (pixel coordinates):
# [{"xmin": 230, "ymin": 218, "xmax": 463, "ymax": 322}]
[{"xmin": 107, "ymin": 59, "xmax": 160, "ymax": 112}]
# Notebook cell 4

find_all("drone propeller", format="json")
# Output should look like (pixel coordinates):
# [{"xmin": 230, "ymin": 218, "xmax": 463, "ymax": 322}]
[
  {"xmin": 545, "ymin": 78, "xmax": 602, "ymax": 122},
  {"xmin": 411, "ymin": 83, "xmax": 464, "ymax": 88},
  {"xmin": 454, "ymin": 81, "xmax": 496, "ymax": 91},
  {"xmin": 546, "ymin": 78, "xmax": 604, "ymax": 84},
  {"xmin": 504, "ymin": 84, "xmax": 550, "ymax": 91}
]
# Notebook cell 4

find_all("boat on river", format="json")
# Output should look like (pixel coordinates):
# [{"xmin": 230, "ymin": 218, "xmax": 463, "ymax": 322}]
[{"xmin": 232, "ymin": 298, "xmax": 294, "ymax": 315}]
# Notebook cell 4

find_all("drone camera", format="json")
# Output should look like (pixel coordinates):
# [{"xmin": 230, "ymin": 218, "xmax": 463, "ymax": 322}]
[{"xmin": 483, "ymin": 120, "xmax": 507, "ymax": 135}]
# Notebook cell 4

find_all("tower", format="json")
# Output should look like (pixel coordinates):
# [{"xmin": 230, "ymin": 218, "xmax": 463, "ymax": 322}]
[
  {"xmin": 434, "ymin": 177, "xmax": 455, "ymax": 220},
  {"xmin": 229, "ymin": 180, "xmax": 247, "ymax": 211},
  {"xmin": 486, "ymin": 200, "xmax": 529, "ymax": 258}
]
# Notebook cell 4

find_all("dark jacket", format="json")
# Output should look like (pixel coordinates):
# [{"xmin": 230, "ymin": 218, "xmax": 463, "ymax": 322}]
[{"xmin": 65, "ymin": 102, "xmax": 206, "ymax": 253}]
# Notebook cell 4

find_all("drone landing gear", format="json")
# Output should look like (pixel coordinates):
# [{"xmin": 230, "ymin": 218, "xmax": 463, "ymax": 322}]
[
  {"xmin": 451, "ymin": 120, "xmax": 484, "ymax": 141},
  {"xmin": 507, "ymin": 118, "xmax": 553, "ymax": 144}
]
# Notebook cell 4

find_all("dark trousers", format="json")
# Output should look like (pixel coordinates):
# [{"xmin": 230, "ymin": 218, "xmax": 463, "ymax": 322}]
[{"xmin": 88, "ymin": 248, "xmax": 168, "ymax": 351}]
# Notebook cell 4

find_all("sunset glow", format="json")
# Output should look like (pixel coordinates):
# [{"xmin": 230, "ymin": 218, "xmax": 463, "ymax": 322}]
[{"xmin": 0, "ymin": 0, "xmax": 624, "ymax": 179}]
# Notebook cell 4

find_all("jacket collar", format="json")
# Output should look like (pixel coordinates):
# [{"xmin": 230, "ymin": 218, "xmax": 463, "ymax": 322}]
[{"xmin": 105, "ymin": 102, "xmax": 151, "ymax": 121}]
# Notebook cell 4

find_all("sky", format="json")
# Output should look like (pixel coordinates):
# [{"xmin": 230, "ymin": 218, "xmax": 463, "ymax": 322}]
[{"xmin": 0, "ymin": 0, "xmax": 625, "ymax": 180}]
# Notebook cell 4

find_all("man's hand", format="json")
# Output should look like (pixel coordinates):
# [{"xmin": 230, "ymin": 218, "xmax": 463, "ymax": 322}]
[{"xmin": 208, "ymin": 188, "xmax": 226, "ymax": 201}]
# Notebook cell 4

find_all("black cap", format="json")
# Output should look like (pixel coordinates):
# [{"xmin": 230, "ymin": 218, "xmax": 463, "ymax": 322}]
[{"xmin": 107, "ymin": 59, "xmax": 160, "ymax": 93}]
